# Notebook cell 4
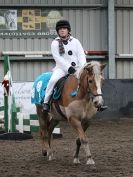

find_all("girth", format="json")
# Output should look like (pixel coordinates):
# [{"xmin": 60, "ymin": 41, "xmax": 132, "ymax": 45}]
[{"xmin": 53, "ymin": 101, "xmax": 67, "ymax": 119}]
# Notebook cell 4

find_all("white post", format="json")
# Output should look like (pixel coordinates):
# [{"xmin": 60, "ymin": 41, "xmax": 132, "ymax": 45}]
[{"xmin": 18, "ymin": 113, "xmax": 24, "ymax": 133}]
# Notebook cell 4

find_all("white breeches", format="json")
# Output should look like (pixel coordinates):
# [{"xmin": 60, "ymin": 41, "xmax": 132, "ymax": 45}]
[{"xmin": 44, "ymin": 68, "xmax": 66, "ymax": 103}]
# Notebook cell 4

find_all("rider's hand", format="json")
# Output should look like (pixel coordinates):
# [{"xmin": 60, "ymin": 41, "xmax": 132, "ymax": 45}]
[{"xmin": 68, "ymin": 66, "xmax": 76, "ymax": 74}]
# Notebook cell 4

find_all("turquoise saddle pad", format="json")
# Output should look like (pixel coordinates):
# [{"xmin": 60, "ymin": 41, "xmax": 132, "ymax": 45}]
[{"xmin": 31, "ymin": 72, "xmax": 52, "ymax": 105}]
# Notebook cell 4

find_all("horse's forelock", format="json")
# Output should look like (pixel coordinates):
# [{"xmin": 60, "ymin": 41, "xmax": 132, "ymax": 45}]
[
  {"xmin": 92, "ymin": 62, "xmax": 101, "ymax": 75},
  {"xmin": 81, "ymin": 62, "xmax": 101, "ymax": 75},
  {"xmin": 77, "ymin": 61, "xmax": 102, "ymax": 81}
]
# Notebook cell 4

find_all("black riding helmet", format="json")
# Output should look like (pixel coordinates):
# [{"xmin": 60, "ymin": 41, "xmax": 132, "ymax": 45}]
[{"xmin": 56, "ymin": 20, "xmax": 71, "ymax": 33}]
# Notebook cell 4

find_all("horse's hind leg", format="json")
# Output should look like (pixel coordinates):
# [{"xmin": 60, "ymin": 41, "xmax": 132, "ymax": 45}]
[
  {"xmin": 39, "ymin": 119, "xmax": 50, "ymax": 157},
  {"xmin": 40, "ymin": 128, "xmax": 48, "ymax": 156},
  {"xmin": 46, "ymin": 119, "xmax": 59, "ymax": 161},
  {"xmin": 36, "ymin": 105, "xmax": 50, "ymax": 157},
  {"xmin": 74, "ymin": 120, "xmax": 91, "ymax": 164},
  {"xmin": 39, "ymin": 117, "xmax": 55, "ymax": 160}
]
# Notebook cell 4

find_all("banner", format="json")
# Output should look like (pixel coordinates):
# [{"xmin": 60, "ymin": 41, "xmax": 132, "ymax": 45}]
[
  {"xmin": 0, "ymin": 9, "xmax": 63, "ymax": 38},
  {"xmin": 0, "ymin": 82, "xmax": 36, "ymax": 114}
]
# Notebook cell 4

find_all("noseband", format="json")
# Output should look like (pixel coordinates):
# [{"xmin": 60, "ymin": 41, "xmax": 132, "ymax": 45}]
[{"xmin": 88, "ymin": 91, "xmax": 103, "ymax": 99}]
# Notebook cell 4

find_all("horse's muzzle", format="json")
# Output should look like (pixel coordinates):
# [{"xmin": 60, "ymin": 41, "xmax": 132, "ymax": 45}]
[{"xmin": 93, "ymin": 95, "xmax": 104, "ymax": 109}]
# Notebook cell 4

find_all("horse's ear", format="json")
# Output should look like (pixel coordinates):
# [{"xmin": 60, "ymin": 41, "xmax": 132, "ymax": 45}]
[
  {"xmin": 85, "ymin": 66, "xmax": 93, "ymax": 74},
  {"xmin": 101, "ymin": 63, "xmax": 106, "ymax": 70}
]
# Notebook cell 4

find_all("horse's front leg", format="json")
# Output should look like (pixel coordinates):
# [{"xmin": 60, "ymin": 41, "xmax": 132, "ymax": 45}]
[
  {"xmin": 69, "ymin": 117, "xmax": 95, "ymax": 166},
  {"xmin": 74, "ymin": 120, "xmax": 91, "ymax": 164},
  {"xmin": 73, "ymin": 138, "xmax": 81, "ymax": 164}
]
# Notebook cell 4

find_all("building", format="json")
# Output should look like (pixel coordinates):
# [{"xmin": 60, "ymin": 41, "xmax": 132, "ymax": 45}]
[{"xmin": 0, "ymin": 0, "xmax": 133, "ymax": 117}]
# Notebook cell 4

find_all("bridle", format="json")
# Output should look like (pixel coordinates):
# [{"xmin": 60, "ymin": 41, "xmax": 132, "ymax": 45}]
[
  {"xmin": 84, "ymin": 67, "xmax": 103, "ymax": 100},
  {"xmin": 87, "ymin": 91, "xmax": 103, "ymax": 99}
]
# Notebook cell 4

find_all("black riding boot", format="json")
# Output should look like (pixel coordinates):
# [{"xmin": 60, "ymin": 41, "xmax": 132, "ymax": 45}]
[{"xmin": 97, "ymin": 105, "xmax": 108, "ymax": 112}]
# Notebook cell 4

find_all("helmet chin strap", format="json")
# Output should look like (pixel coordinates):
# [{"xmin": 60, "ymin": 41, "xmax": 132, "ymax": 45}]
[{"xmin": 59, "ymin": 34, "xmax": 70, "ymax": 40}]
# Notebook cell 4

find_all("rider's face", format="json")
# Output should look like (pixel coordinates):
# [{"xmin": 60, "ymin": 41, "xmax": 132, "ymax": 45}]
[{"xmin": 58, "ymin": 27, "xmax": 69, "ymax": 38}]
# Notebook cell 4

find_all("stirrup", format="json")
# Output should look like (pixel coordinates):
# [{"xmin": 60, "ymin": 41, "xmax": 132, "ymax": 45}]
[{"xmin": 42, "ymin": 103, "xmax": 50, "ymax": 112}]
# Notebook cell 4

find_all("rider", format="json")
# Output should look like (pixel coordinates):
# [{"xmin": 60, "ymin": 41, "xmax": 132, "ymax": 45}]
[{"xmin": 42, "ymin": 19, "xmax": 107, "ymax": 113}]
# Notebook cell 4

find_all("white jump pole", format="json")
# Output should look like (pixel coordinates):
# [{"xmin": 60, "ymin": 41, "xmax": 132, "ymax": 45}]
[{"xmin": 1, "ymin": 51, "xmax": 52, "ymax": 56}]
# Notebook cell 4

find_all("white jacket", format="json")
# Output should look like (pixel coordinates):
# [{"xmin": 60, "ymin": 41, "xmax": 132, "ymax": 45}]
[{"xmin": 51, "ymin": 36, "xmax": 86, "ymax": 73}]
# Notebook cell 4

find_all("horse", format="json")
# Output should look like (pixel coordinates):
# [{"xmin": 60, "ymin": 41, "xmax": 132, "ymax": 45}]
[{"xmin": 34, "ymin": 61, "xmax": 106, "ymax": 166}]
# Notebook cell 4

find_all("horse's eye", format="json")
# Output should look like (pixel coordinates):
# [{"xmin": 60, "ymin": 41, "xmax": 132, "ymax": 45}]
[{"xmin": 88, "ymin": 80, "xmax": 92, "ymax": 84}]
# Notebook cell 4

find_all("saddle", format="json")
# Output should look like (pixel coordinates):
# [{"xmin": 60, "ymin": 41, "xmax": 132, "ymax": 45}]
[{"xmin": 52, "ymin": 74, "xmax": 69, "ymax": 100}]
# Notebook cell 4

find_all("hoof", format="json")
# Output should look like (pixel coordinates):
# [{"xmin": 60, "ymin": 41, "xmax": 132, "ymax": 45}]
[
  {"xmin": 73, "ymin": 158, "xmax": 80, "ymax": 164},
  {"xmin": 86, "ymin": 158, "xmax": 95, "ymax": 166},
  {"xmin": 48, "ymin": 154, "xmax": 54, "ymax": 161},
  {"xmin": 47, "ymin": 152, "xmax": 54, "ymax": 161},
  {"xmin": 42, "ymin": 149, "xmax": 47, "ymax": 156}
]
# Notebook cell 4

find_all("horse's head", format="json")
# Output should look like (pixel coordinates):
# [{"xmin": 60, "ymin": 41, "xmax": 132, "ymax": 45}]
[{"xmin": 79, "ymin": 61, "xmax": 106, "ymax": 109}]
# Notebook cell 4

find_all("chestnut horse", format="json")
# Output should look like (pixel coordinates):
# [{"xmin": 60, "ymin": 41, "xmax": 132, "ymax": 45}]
[{"xmin": 35, "ymin": 61, "xmax": 106, "ymax": 166}]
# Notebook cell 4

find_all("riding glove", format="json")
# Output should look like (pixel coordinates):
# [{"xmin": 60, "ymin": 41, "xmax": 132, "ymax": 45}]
[{"xmin": 68, "ymin": 66, "xmax": 76, "ymax": 74}]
